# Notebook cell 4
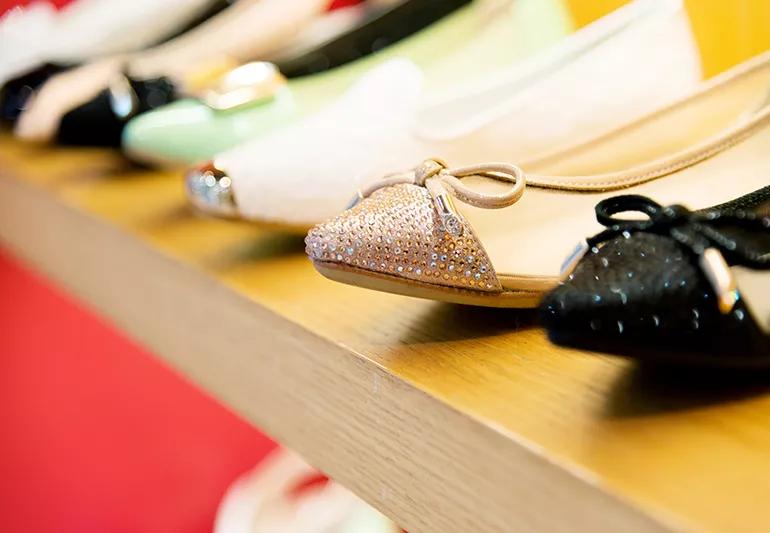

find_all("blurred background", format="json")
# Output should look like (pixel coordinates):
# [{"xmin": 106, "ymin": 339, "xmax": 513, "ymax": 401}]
[
  {"xmin": 0, "ymin": 0, "xmax": 768, "ymax": 532},
  {"xmin": 571, "ymin": 0, "xmax": 770, "ymax": 76}
]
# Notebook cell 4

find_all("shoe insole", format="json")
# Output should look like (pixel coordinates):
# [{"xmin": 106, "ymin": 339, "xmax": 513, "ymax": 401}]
[{"xmin": 461, "ymin": 56, "xmax": 770, "ymax": 284}]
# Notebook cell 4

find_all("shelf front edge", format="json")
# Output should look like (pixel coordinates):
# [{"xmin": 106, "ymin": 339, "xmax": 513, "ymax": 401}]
[{"xmin": 0, "ymin": 169, "xmax": 675, "ymax": 533}]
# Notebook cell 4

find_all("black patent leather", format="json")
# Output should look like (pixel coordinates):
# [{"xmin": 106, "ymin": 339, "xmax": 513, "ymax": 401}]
[
  {"xmin": 276, "ymin": 0, "xmax": 471, "ymax": 78},
  {"xmin": 56, "ymin": 76, "xmax": 176, "ymax": 147}
]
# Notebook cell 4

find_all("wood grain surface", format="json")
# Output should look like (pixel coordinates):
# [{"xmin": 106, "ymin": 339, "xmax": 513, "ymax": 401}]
[
  {"xmin": 1, "ymin": 1, "xmax": 770, "ymax": 531},
  {"xmin": 1, "ymin": 134, "xmax": 769, "ymax": 533}
]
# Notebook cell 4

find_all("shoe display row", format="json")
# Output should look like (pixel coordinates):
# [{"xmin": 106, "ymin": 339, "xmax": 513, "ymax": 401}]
[
  {"xmin": 191, "ymin": 0, "xmax": 698, "ymax": 225},
  {"xmin": 0, "ymin": 0, "xmax": 227, "ymax": 86},
  {"xmin": 1, "ymin": 0, "xmax": 767, "ymax": 368}
]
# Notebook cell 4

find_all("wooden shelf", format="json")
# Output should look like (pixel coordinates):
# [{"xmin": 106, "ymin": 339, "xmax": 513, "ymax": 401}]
[{"xmin": 1, "ymin": 135, "xmax": 768, "ymax": 533}]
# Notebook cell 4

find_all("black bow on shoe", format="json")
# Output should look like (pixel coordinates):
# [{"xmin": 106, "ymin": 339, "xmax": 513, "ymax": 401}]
[
  {"xmin": 589, "ymin": 194, "xmax": 769, "ymax": 265},
  {"xmin": 561, "ymin": 191, "xmax": 769, "ymax": 314}
]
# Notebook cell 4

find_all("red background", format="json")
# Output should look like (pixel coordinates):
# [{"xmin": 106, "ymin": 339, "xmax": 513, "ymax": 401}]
[
  {"xmin": 0, "ymin": 0, "xmax": 360, "ymax": 15},
  {"xmin": 0, "ymin": 0, "xmax": 70, "ymax": 12},
  {"xmin": 0, "ymin": 1, "xmax": 362, "ymax": 531},
  {"xmin": 0, "ymin": 247, "xmax": 277, "ymax": 532}
]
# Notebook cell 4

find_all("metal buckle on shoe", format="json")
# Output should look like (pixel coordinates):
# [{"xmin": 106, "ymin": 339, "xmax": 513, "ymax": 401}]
[
  {"xmin": 200, "ymin": 62, "xmax": 287, "ymax": 111},
  {"xmin": 699, "ymin": 247, "xmax": 740, "ymax": 314}
]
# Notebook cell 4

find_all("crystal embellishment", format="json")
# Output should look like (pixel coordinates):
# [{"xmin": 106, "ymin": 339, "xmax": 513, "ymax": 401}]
[
  {"xmin": 185, "ymin": 161, "xmax": 238, "ymax": 216},
  {"xmin": 305, "ymin": 184, "xmax": 502, "ymax": 292}
]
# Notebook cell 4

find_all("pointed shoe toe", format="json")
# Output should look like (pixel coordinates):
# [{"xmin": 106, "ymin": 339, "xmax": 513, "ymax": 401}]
[{"xmin": 305, "ymin": 179, "xmax": 504, "ymax": 299}]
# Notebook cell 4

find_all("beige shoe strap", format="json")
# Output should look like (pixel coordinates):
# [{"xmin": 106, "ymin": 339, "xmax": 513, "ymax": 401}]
[
  {"xmin": 526, "ymin": 102, "xmax": 770, "ymax": 191},
  {"xmin": 356, "ymin": 159, "xmax": 526, "ymax": 206},
  {"xmin": 353, "ymin": 159, "xmax": 527, "ymax": 236}
]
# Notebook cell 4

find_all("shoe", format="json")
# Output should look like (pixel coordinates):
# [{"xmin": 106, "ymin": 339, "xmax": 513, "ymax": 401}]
[
  {"xmin": 0, "ymin": 0, "xmax": 225, "ymax": 88},
  {"xmin": 214, "ymin": 450, "xmax": 399, "ymax": 533},
  {"xmin": 188, "ymin": 0, "xmax": 699, "ymax": 225},
  {"xmin": 305, "ymin": 50, "xmax": 770, "ymax": 307},
  {"xmin": 540, "ymin": 188, "xmax": 769, "ymax": 366},
  {"xmin": 13, "ymin": 0, "xmax": 335, "ymax": 144},
  {"xmin": 0, "ymin": 3, "xmax": 57, "ymax": 90},
  {"xmin": 0, "ymin": 62, "xmax": 70, "ymax": 123},
  {"xmin": 123, "ymin": 0, "xmax": 572, "ymax": 164},
  {"xmin": 56, "ymin": 75, "xmax": 178, "ymax": 147},
  {"xmin": 14, "ymin": 0, "xmax": 473, "ymax": 147},
  {"xmin": 124, "ymin": 0, "xmax": 334, "ymax": 83},
  {"xmin": 270, "ymin": 0, "xmax": 473, "ymax": 79}
]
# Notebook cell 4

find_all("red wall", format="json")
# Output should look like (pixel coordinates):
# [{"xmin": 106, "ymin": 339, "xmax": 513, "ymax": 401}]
[
  {"xmin": 0, "ymin": 1, "xmax": 361, "ymax": 529},
  {"xmin": 0, "ymin": 247, "xmax": 275, "ymax": 533},
  {"xmin": 0, "ymin": 0, "xmax": 72, "ymax": 16},
  {"xmin": 0, "ymin": 0, "xmax": 360, "ymax": 17}
]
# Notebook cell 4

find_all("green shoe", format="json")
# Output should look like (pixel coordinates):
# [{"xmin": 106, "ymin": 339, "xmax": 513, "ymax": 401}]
[{"xmin": 122, "ymin": 0, "xmax": 572, "ymax": 165}]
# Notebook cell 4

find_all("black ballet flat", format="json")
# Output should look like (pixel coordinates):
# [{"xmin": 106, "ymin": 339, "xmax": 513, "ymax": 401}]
[
  {"xmin": 0, "ymin": 63, "xmax": 70, "ymax": 123},
  {"xmin": 0, "ymin": 0, "xmax": 235, "ymax": 127},
  {"xmin": 275, "ymin": 0, "xmax": 471, "ymax": 78},
  {"xmin": 48, "ymin": 0, "xmax": 470, "ymax": 147},
  {"xmin": 540, "ymin": 187, "xmax": 770, "ymax": 367},
  {"xmin": 56, "ymin": 75, "xmax": 177, "ymax": 147}
]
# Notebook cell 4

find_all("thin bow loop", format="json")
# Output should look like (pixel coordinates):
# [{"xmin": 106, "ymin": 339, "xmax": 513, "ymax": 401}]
[
  {"xmin": 348, "ymin": 159, "xmax": 527, "ymax": 236},
  {"xmin": 591, "ymin": 195, "xmax": 769, "ymax": 268},
  {"xmin": 354, "ymin": 159, "xmax": 527, "ymax": 208},
  {"xmin": 435, "ymin": 162, "xmax": 527, "ymax": 209},
  {"xmin": 594, "ymin": 194, "xmax": 668, "ymax": 231}
]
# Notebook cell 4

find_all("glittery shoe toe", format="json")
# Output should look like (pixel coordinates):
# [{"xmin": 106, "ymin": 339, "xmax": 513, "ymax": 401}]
[{"xmin": 305, "ymin": 183, "xmax": 502, "ymax": 293}]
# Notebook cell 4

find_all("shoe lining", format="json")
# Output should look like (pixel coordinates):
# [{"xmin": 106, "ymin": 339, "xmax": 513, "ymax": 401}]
[
  {"xmin": 526, "ymin": 54, "xmax": 770, "ymax": 178},
  {"xmin": 462, "ymin": 55, "xmax": 770, "ymax": 283}
]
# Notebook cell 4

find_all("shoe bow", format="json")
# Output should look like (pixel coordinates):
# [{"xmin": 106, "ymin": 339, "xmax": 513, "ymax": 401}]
[
  {"xmin": 563, "ymin": 193, "xmax": 770, "ymax": 314},
  {"xmin": 349, "ymin": 159, "xmax": 526, "ymax": 236}
]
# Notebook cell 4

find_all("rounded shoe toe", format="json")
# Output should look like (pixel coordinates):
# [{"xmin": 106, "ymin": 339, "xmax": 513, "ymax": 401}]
[{"xmin": 185, "ymin": 160, "xmax": 239, "ymax": 217}]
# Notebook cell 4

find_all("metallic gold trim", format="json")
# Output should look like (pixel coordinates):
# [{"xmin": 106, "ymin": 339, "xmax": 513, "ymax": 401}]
[{"xmin": 200, "ymin": 62, "xmax": 287, "ymax": 111}]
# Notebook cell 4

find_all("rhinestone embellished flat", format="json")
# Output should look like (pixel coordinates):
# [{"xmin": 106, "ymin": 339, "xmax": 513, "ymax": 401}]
[
  {"xmin": 308, "ymin": 160, "xmax": 553, "ymax": 307},
  {"xmin": 306, "ymin": 51, "xmax": 770, "ymax": 307}
]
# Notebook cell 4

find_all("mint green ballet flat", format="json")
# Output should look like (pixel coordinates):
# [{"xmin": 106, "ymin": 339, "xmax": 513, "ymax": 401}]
[{"xmin": 122, "ymin": 0, "xmax": 572, "ymax": 165}]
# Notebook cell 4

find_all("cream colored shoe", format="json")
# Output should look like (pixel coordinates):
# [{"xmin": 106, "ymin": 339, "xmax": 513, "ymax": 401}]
[{"xmin": 306, "ymin": 51, "xmax": 770, "ymax": 307}]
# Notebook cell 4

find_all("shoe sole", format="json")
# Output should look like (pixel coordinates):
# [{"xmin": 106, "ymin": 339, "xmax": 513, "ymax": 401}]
[{"xmin": 313, "ymin": 260, "xmax": 547, "ymax": 308}]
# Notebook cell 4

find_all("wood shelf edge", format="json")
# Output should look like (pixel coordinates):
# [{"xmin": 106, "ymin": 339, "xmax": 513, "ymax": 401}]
[{"xmin": 0, "ymin": 171, "xmax": 682, "ymax": 533}]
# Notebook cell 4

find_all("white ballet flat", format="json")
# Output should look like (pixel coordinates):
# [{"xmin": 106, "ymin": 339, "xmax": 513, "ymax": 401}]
[
  {"xmin": 187, "ymin": 0, "xmax": 701, "ymax": 229},
  {"xmin": 0, "ymin": 0, "xmax": 221, "ymax": 87},
  {"xmin": 0, "ymin": 3, "xmax": 56, "ymax": 87},
  {"xmin": 126, "ymin": 0, "xmax": 332, "ymax": 82},
  {"xmin": 46, "ymin": 0, "xmax": 223, "ymax": 61}
]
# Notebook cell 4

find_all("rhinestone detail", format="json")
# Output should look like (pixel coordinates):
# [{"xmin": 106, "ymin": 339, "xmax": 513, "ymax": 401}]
[
  {"xmin": 306, "ymin": 184, "xmax": 502, "ymax": 292},
  {"xmin": 185, "ymin": 162, "xmax": 238, "ymax": 216}
]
